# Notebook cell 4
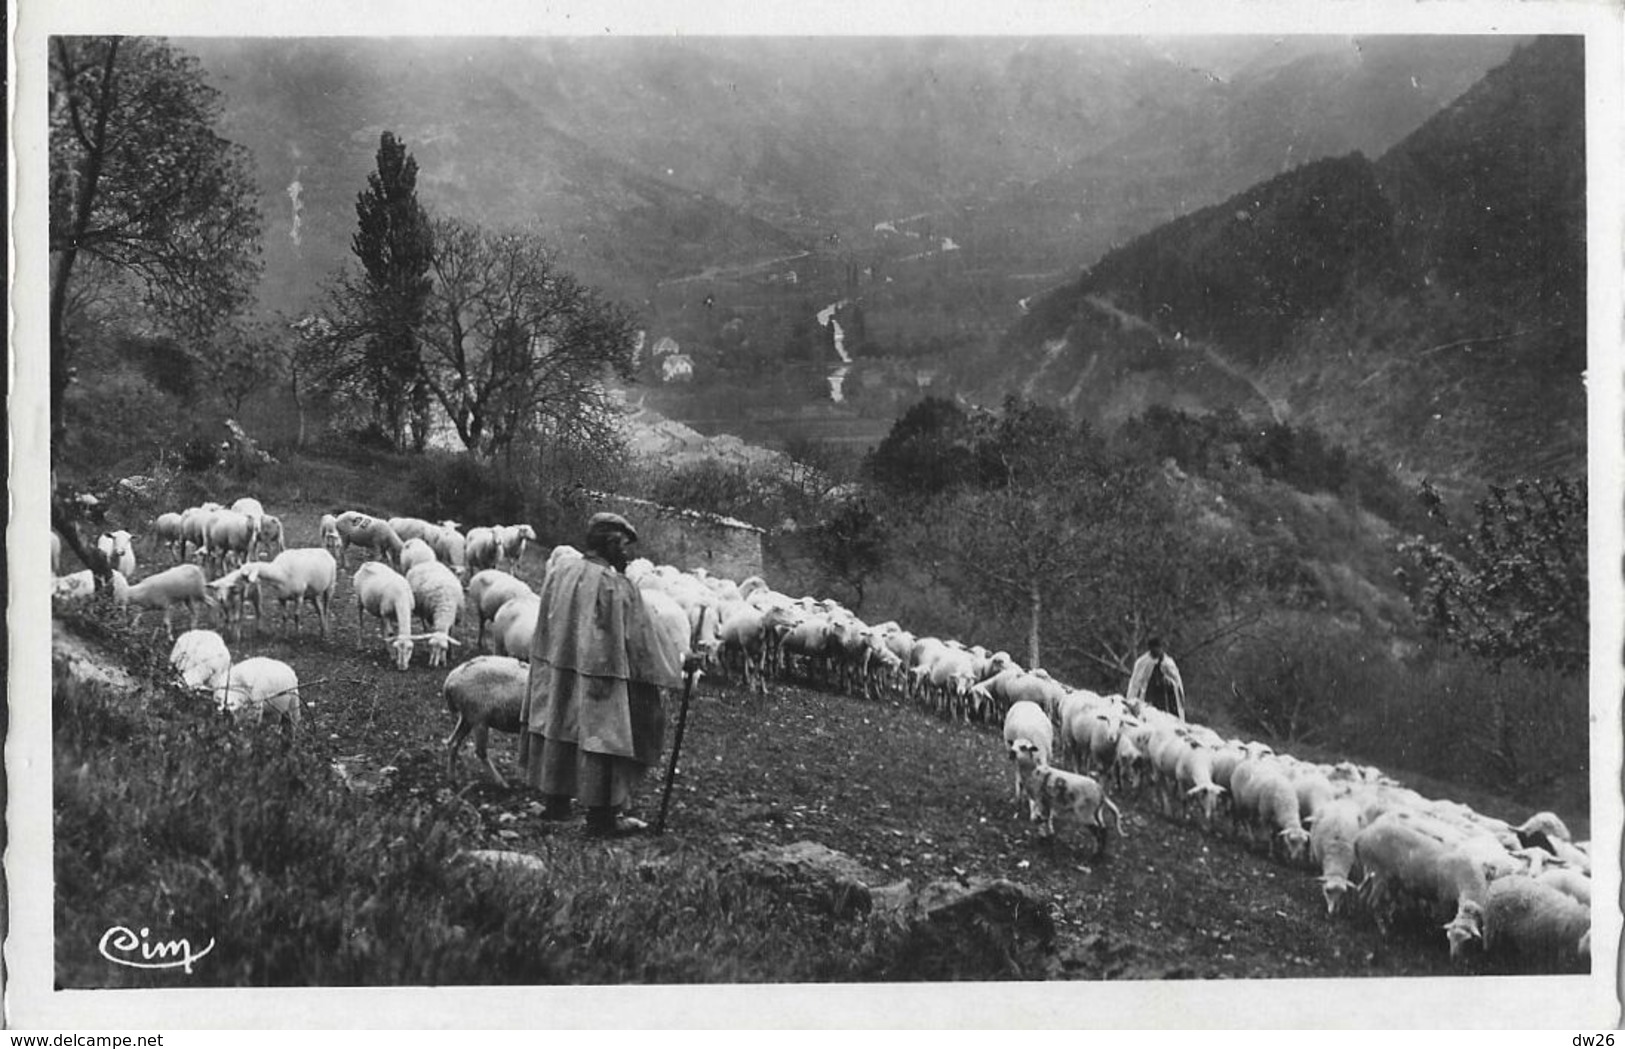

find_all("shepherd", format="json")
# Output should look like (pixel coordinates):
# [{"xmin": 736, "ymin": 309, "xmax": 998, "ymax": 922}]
[
  {"xmin": 520, "ymin": 512, "xmax": 700, "ymax": 837},
  {"xmin": 1127, "ymin": 636, "xmax": 1187, "ymax": 721}
]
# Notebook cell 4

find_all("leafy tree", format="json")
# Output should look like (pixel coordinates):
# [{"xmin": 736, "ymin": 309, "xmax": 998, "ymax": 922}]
[
  {"xmin": 806, "ymin": 495, "xmax": 887, "ymax": 610},
  {"xmin": 1400, "ymin": 478, "xmax": 1587, "ymax": 675},
  {"xmin": 1398, "ymin": 476, "xmax": 1586, "ymax": 780},
  {"xmin": 864, "ymin": 396, "xmax": 977, "ymax": 497},
  {"xmin": 416, "ymin": 217, "xmax": 638, "ymax": 462},
  {"xmin": 49, "ymin": 36, "xmax": 263, "ymax": 453},
  {"xmin": 332, "ymin": 131, "xmax": 435, "ymax": 449}
]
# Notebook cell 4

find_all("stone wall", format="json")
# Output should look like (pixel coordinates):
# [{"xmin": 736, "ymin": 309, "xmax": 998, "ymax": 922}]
[{"xmin": 584, "ymin": 492, "xmax": 765, "ymax": 581}]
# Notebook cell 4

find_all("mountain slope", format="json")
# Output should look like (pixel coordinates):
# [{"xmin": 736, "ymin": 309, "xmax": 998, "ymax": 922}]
[{"xmin": 982, "ymin": 36, "xmax": 1585, "ymax": 482}]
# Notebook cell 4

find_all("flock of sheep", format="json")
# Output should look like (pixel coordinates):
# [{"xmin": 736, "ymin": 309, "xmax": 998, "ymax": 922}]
[{"xmin": 51, "ymin": 497, "xmax": 1592, "ymax": 975}]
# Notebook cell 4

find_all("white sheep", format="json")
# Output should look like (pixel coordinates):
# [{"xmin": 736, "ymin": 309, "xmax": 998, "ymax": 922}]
[
  {"xmin": 1009, "ymin": 739, "xmax": 1125, "ymax": 854},
  {"xmin": 179, "ymin": 505, "xmax": 221, "ymax": 563},
  {"xmin": 1175, "ymin": 743, "xmax": 1227, "ymax": 828},
  {"xmin": 467, "ymin": 569, "xmax": 536, "ymax": 651},
  {"xmin": 1308, "ymin": 796, "xmax": 1366, "ymax": 916},
  {"xmin": 119, "ymin": 564, "xmax": 213, "ymax": 637},
  {"xmin": 494, "ymin": 523, "xmax": 538, "ymax": 567},
  {"xmin": 240, "ymin": 548, "xmax": 338, "ymax": 638},
  {"xmin": 1239, "ymin": 763, "xmax": 1311, "ymax": 864},
  {"xmin": 169, "ymin": 629, "xmax": 232, "ymax": 693},
  {"xmin": 428, "ymin": 525, "xmax": 468, "ymax": 579},
  {"xmin": 206, "ymin": 510, "xmax": 259, "ymax": 576},
  {"xmin": 1535, "ymin": 866, "xmax": 1592, "ymax": 906},
  {"xmin": 443, "ymin": 655, "xmax": 528, "ymax": 786},
  {"xmin": 335, "ymin": 511, "xmax": 405, "ymax": 570},
  {"xmin": 317, "ymin": 513, "xmax": 343, "ymax": 559},
  {"xmin": 1482, "ymin": 874, "xmax": 1591, "ymax": 971},
  {"xmin": 491, "ymin": 594, "xmax": 541, "ymax": 659},
  {"xmin": 1002, "ymin": 699, "xmax": 1055, "ymax": 819},
  {"xmin": 353, "ymin": 562, "xmax": 418, "ymax": 670},
  {"xmin": 53, "ymin": 568, "xmax": 130, "ymax": 604},
  {"xmin": 407, "ymin": 560, "xmax": 465, "ymax": 667},
  {"xmin": 716, "ymin": 604, "xmax": 769, "ymax": 694},
  {"xmin": 464, "ymin": 526, "xmax": 499, "ymax": 572},
  {"xmin": 400, "ymin": 537, "xmax": 439, "ymax": 574},
  {"xmin": 214, "ymin": 656, "xmax": 302, "ymax": 729},
  {"xmin": 387, "ymin": 516, "xmax": 439, "ymax": 544},
  {"xmin": 258, "ymin": 513, "xmax": 287, "ymax": 558},
  {"xmin": 96, "ymin": 529, "xmax": 136, "ymax": 577}
]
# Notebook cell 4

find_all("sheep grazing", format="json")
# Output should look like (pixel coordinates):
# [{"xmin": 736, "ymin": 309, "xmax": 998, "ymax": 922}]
[
  {"xmin": 206, "ymin": 510, "xmax": 259, "ymax": 576},
  {"xmin": 1175, "ymin": 743, "xmax": 1227, "ymax": 829},
  {"xmin": 119, "ymin": 564, "xmax": 213, "ymax": 637},
  {"xmin": 391, "ymin": 517, "xmax": 468, "ymax": 578},
  {"xmin": 467, "ymin": 569, "xmax": 536, "ymax": 651},
  {"xmin": 464, "ymin": 527, "xmax": 499, "ymax": 572},
  {"xmin": 1482, "ymin": 874, "xmax": 1591, "ymax": 972},
  {"xmin": 400, "ymin": 537, "xmax": 439, "ymax": 574},
  {"xmin": 354, "ymin": 562, "xmax": 417, "ymax": 670},
  {"xmin": 335, "ymin": 511, "xmax": 405, "ymax": 571},
  {"xmin": 240, "ymin": 548, "xmax": 339, "ymax": 638},
  {"xmin": 1308, "ymin": 797, "xmax": 1366, "ymax": 916},
  {"xmin": 96, "ymin": 529, "xmax": 136, "ymax": 578},
  {"xmin": 318, "ymin": 513, "xmax": 343, "ymax": 559},
  {"xmin": 717, "ymin": 604, "xmax": 769, "ymax": 694},
  {"xmin": 407, "ymin": 560, "xmax": 465, "ymax": 667},
  {"xmin": 178, "ymin": 505, "xmax": 220, "ymax": 563},
  {"xmin": 443, "ymin": 655, "xmax": 528, "ymax": 786},
  {"xmin": 1009, "ymin": 740, "xmax": 1125, "ymax": 855},
  {"xmin": 169, "ymin": 629, "xmax": 232, "ymax": 693},
  {"xmin": 490, "ymin": 594, "xmax": 541, "ymax": 659},
  {"xmin": 214, "ymin": 656, "xmax": 302, "ymax": 730},
  {"xmin": 258, "ymin": 514, "xmax": 287, "ymax": 558},
  {"xmin": 1002, "ymin": 700, "xmax": 1055, "ymax": 819},
  {"xmin": 1235, "ymin": 762, "xmax": 1311, "ymax": 864}
]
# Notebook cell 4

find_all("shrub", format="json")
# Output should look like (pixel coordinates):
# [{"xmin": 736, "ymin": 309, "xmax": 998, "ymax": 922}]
[{"xmin": 405, "ymin": 453, "xmax": 526, "ymax": 527}]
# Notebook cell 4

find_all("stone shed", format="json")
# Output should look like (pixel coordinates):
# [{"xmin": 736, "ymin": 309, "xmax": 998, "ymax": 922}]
[{"xmin": 582, "ymin": 490, "xmax": 765, "ymax": 581}]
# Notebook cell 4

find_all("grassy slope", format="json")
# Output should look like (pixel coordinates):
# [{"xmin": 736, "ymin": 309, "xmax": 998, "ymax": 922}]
[{"xmin": 51, "ymin": 474, "xmax": 1592, "ymax": 987}]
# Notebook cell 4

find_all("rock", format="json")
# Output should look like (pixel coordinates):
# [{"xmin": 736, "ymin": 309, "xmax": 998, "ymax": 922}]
[
  {"xmin": 730, "ymin": 840, "xmax": 885, "ymax": 919},
  {"xmin": 911, "ymin": 877, "xmax": 1056, "ymax": 947}
]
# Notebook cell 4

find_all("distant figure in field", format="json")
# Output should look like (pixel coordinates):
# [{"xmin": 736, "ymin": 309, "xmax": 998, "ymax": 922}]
[{"xmin": 1127, "ymin": 636, "xmax": 1186, "ymax": 721}]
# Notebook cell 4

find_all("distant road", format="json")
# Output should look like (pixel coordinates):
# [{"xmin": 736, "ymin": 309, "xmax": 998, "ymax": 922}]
[{"xmin": 656, "ymin": 250, "xmax": 815, "ymax": 287}]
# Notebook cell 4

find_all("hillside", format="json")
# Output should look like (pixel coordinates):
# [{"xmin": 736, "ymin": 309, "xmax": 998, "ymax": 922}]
[
  {"xmin": 175, "ymin": 35, "xmax": 1523, "ymax": 445},
  {"xmin": 981, "ymin": 36, "xmax": 1585, "ymax": 484},
  {"xmin": 49, "ymin": 480, "xmax": 1591, "ymax": 993}
]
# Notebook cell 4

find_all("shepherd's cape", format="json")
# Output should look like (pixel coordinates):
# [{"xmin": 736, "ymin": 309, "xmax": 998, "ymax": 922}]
[{"xmin": 522, "ymin": 553, "xmax": 682, "ymax": 765}]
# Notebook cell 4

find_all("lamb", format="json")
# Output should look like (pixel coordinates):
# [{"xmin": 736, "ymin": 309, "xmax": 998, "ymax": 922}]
[
  {"xmin": 317, "ymin": 513, "xmax": 343, "ymax": 559},
  {"xmin": 1002, "ymin": 700, "xmax": 1055, "ymax": 818},
  {"xmin": 152, "ymin": 512, "xmax": 186, "ymax": 562},
  {"xmin": 443, "ymin": 655, "xmax": 529, "ymax": 786},
  {"xmin": 118, "ymin": 563, "xmax": 213, "ymax": 637},
  {"xmin": 97, "ymin": 529, "xmax": 136, "ymax": 577},
  {"xmin": 1009, "ymin": 740, "xmax": 1125, "ymax": 855},
  {"xmin": 169, "ymin": 629, "xmax": 232, "ymax": 693},
  {"xmin": 239, "ymin": 548, "xmax": 338, "ymax": 638},
  {"xmin": 335, "ymin": 511, "xmax": 405, "ymax": 570},
  {"xmin": 214, "ymin": 656, "xmax": 302, "ymax": 729},
  {"xmin": 353, "ymin": 562, "xmax": 417, "ymax": 670},
  {"xmin": 400, "ymin": 537, "xmax": 439, "ymax": 574},
  {"xmin": 1482, "ymin": 874, "xmax": 1591, "ymax": 971},
  {"xmin": 467, "ymin": 569, "xmax": 536, "ymax": 650},
  {"xmin": 491, "ymin": 594, "xmax": 541, "ymax": 659},
  {"xmin": 1308, "ymin": 797, "xmax": 1366, "ymax": 916},
  {"xmin": 407, "ymin": 560, "xmax": 465, "ymax": 667}
]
